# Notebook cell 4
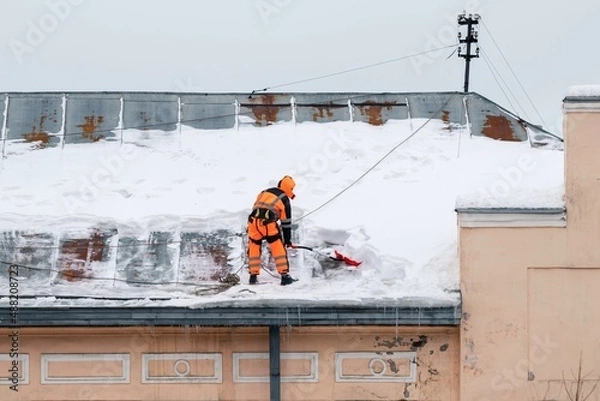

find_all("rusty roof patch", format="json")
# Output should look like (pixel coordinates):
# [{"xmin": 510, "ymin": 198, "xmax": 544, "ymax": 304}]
[
  {"xmin": 482, "ymin": 115, "xmax": 521, "ymax": 141},
  {"xmin": 23, "ymin": 130, "xmax": 50, "ymax": 147},
  {"xmin": 22, "ymin": 115, "xmax": 52, "ymax": 147},
  {"xmin": 77, "ymin": 115, "xmax": 106, "ymax": 142},
  {"xmin": 312, "ymin": 106, "xmax": 335, "ymax": 121},
  {"xmin": 58, "ymin": 238, "xmax": 93, "ymax": 281},
  {"xmin": 441, "ymin": 110, "xmax": 451, "ymax": 130},
  {"xmin": 240, "ymin": 94, "xmax": 289, "ymax": 126},
  {"xmin": 248, "ymin": 105, "xmax": 280, "ymax": 126},
  {"xmin": 355, "ymin": 101, "xmax": 397, "ymax": 126},
  {"xmin": 58, "ymin": 232, "xmax": 106, "ymax": 282}
]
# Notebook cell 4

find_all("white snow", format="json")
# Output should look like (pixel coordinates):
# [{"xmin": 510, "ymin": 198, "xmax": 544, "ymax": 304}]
[
  {"xmin": 0, "ymin": 118, "xmax": 564, "ymax": 307},
  {"xmin": 565, "ymin": 85, "xmax": 600, "ymax": 98}
]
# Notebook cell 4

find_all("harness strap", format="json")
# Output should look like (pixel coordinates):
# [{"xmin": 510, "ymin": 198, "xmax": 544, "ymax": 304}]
[{"xmin": 252, "ymin": 192, "xmax": 286, "ymax": 221}]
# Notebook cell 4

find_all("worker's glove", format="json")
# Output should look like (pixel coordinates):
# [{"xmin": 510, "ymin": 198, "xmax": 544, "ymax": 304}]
[{"xmin": 284, "ymin": 241, "xmax": 293, "ymax": 248}]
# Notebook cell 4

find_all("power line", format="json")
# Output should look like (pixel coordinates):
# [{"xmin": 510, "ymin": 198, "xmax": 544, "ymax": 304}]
[
  {"xmin": 250, "ymin": 44, "xmax": 459, "ymax": 95},
  {"xmin": 480, "ymin": 47, "xmax": 527, "ymax": 119},
  {"xmin": 6, "ymin": 44, "xmax": 460, "ymax": 141},
  {"xmin": 480, "ymin": 18, "xmax": 548, "ymax": 128},
  {"xmin": 3, "ymin": 46, "xmax": 460, "ymax": 141}
]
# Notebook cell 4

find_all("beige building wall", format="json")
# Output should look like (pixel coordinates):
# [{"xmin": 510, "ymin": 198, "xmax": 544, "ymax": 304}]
[
  {"xmin": 1, "ymin": 326, "xmax": 458, "ymax": 401},
  {"xmin": 459, "ymin": 95, "xmax": 600, "ymax": 400}
]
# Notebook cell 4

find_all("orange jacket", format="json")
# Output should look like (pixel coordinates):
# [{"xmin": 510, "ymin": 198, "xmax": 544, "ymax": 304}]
[{"xmin": 250, "ymin": 187, "xmax": 292, "ymax": 243}]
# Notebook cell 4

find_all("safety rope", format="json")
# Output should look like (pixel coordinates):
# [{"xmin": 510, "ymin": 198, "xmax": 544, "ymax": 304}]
[{"xmin": 297, "ymin": 93, "xmax": 457, "ymax": 221}]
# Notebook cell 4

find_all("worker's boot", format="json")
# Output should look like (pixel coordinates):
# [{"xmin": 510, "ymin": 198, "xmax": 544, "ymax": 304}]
[
  {"xmin": 280, "ymin": 274, "xmax": 297, "ymax": 286},
  {"xmin": 249, "ymin": 274, "xmax": 258, "ymax": 285}
]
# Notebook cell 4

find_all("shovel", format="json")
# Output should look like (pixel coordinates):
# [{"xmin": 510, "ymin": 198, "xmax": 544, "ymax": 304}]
[{"xmin": 291, "ymin": 244, "xmax": 362, "ymax": 267}]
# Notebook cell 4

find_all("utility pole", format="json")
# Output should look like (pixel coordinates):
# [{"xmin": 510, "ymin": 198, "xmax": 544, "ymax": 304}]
[{"xmin": 457, "ymin": 12, "xmax": 480, "ymax": 93}]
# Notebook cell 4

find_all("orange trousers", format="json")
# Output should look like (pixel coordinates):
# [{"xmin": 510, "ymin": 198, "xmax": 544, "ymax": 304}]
[{"xmin": 246, "ymin": 217, "xmax": 289, "ymax": 275}]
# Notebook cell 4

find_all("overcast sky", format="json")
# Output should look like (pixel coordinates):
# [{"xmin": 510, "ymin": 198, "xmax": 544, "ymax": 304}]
[{"xmin": 1, "ymin": 0, "xmax": 599, "ymax": 134}]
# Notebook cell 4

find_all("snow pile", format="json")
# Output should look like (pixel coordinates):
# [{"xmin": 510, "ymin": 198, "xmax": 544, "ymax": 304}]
[{"xmin": 0, "ymin": 118, "xmax": 564, "ymax": 306}]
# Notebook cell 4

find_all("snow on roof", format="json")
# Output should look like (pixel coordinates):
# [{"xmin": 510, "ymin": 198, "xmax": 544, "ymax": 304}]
[
  {"xmin": 0, "ymin": 118, "xmax": 564, "ymax": 308},
  {"xmin": 454, "ymin": 128, "xmax": 564, "ymax": 210},
  {"xmin": 565, "ymin": 84, "xmax": 600, "ymax": 98}
]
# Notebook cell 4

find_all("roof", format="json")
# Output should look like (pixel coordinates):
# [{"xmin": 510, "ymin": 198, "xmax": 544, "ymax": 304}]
[{"xmin": 0, "ymin": 91, "xmax": 564, "ymax": 326}]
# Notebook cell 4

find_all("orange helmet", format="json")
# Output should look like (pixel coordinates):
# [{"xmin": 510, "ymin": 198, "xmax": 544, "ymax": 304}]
[{"xmin": 278, "ymin": 175, "xmax": 296, "ymax": 199}]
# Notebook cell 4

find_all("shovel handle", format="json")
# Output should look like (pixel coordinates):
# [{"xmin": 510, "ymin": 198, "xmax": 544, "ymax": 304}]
[{"xmin": 291, "ymin": 244, "xmax": 314, "ymax": 251}]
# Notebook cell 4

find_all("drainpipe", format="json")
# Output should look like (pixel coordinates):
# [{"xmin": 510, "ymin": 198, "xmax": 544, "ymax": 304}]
[{"xmin": 269, "ymin": 325, "xmax": 281, "ymax": 401}]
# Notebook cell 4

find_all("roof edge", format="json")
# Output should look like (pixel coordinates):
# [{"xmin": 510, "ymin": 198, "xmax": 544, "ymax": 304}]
[
  {"xmin": 0, "ymin": 304, "xmax": 462, "ymax": 327},
  {"xmin": 457, "ymin": 208, "xmax": 566, "ymax": 228},
  {"xmin": 563, "ymin": 96, "xmax": 600, "ymax": 102},
  {"xmin": 456, "ymin": 207, "xmax": 566, "ymax": 214},
  {"xmin": 0, "ymin": 90, "xmax": 467, "ymax": 96}
]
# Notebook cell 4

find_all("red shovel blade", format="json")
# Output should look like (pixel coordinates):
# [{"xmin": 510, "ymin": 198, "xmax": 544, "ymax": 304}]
[{"xmin": 333, "ymin": 250, "xmax": 362, "ymax": 267}]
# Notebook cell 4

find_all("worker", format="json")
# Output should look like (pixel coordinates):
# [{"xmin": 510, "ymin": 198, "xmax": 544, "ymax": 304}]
[{"xmin": 246, "ymin": 175, "xmax": 297, "ymax": 285}]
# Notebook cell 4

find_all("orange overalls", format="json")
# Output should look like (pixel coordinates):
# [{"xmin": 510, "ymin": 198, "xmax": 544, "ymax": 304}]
[{"xmin": 246, "ymin": 187, "xmax": 292, "ymax": 276}]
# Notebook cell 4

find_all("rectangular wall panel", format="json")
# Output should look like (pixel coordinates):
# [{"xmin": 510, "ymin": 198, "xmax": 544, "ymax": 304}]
[
  {"xmin": 233, "ymin": 352, "xmax": 318, "ymax": 383},
  {"xmin": 335, "ymin": 351, "xmax": 417, "ymax": 382},
  {"xmin": 0, "ymin": 354, "xmax": 29, "ymax": 385},
  {"xmin": 41, "ymin": 353, "xmax": 130, "ymax": 384},
  {"xmin": 142, "ymin": 353, "xmax": 222, "ymax": 383}
]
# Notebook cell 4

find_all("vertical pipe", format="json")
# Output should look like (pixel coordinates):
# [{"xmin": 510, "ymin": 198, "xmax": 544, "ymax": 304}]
[
  {"xmin": 1, "ymin": 94, "xmax": 10, "ymax": 159},
  {"xmin": 290, "ymin": 96, "xmax": 296, "ymax": 126},
  {"xmin": 462, "ymin": 95, "xmax": 472, "ymax": 138},
  {"xmin": 234, "ymin": 99, "xmax": 240, "ymax": 131},
  {"xmin": 347, "ymin": 98, "xmax": 354, "ymax": 122},
  {"xmin": 269, "ymin": 325, "xmax": 281, "ymax": 401},
  {"xmin": 119, "ymin": 96, "xmax": 124, "ymax": 144},
  {"xmin": 405, "ymin": 96, "xmax": 413, "ymax": 132},
  {"xmin": 110, "ymin": 231, "xmax": 119, "ymax": 287},
  {"xmin": 173, "ymin": 226, "xmax": 182, "ymax": 287},
  {"xmin": 177, "ymin": 95, "xmax": 182, "ymax": 148},
  {"xmin": 50, "ymin": 230, "xmax": 61, "ymax": 283},
  {"xmin": 60, "ymin": 93, "xmax": 67, "ymax": 149}
]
